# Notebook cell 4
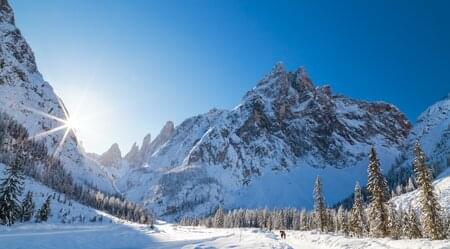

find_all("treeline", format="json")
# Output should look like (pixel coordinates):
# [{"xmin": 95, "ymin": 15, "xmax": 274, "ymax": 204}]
[
  {"xmin": 0, "ymin": 112, "xmax": 153, "ymax": 226},
  {"xmin": 181, "ymin": 144, "xmax": 450, "ymax": 240}
]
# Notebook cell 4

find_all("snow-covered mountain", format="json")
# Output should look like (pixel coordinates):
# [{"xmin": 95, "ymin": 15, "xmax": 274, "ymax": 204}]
[
  {"xmin": 115, "ymin": 63, "xmax": 411, "ymax": 219},
  {"xmin": 387, "ymin": 94, "xmax": 450, "ymax": 187},
  {"xmin": 0, "ymin": 0, "xmax": 114, "ymax": 192},
  {"xmin": 124, "ymin": 121, "xmax": 175, "ymax": 167}
]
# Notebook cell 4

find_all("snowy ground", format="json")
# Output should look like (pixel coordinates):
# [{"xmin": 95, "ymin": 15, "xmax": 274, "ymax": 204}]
[{"xmin": 1, "ymin": 220, "xmax": 449, "ymax": 249}]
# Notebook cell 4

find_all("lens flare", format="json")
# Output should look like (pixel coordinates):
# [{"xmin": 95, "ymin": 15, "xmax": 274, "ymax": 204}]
[{"xmin": 24, "ymin": 86, "xmax": 97, "ymax": 157}]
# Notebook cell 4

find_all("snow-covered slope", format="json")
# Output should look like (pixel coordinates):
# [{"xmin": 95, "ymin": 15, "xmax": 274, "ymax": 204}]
[
  {"xmin": 387, "ymin": 94, "xmax": 450, "ymax": 186},
  {"xmin": 0, "ymin": 0, "xmax": 114, "ymax": 192},
  {"xmin": 117, "ymin": 63, "xmax": 411, "ymax": 219},
  {"xmin": 391, "ymin": 167, "xmax": 450, "ymax": 212},
  {"xmin": 0, "ymin": 163, "xmax": 111, "ymax": 224}
]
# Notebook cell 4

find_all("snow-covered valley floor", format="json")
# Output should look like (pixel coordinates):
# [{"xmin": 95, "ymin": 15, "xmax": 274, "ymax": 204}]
[{"xmin": 1, "ymin": 220, "xmax": 449, "ymax": 249}]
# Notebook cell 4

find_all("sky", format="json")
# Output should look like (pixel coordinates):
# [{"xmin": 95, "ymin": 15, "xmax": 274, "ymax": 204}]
[{"xmin": 9, "ymin": 0, "xmax": 450, "ymax": 154}]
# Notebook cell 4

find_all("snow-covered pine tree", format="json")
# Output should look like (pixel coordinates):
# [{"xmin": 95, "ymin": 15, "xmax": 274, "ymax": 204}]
[
  {"xmin": 405, "ymin": 177, "xmax": 416, "ymax": 192},
  {"xmin": 21, "ymin": 191, "xmax": 34, "ymax": 222},
  {"xmin": 387, "ymin": 203, "xmax": 401, "ymax": 239},
  {"xmin": 292, "ymin": 210, "xmax": 301, "ymax": 230},
  {"xmin": 404, "ymin": 207, "xmax": 422, "ymax": 239},
  {"xmin": 300, "ymin": 209, "xmax": 308, "ymax": 230},
  {"xmin": 337, "ymin": 205, "xmax": 349, "ymax": 236},
  {"xmin": 213, "ymin": 207, "xmax": 225, "ymax": 228},
  {"xmin": 36, "ymin": 196, "xmax": 51, "ymax": 222},
  {"xmin": 349, "ymin": 182, "xmax": 366, "ymax": 237},
  {"xmin": 446, "ymin": 214, "xmax": 450, "ymax": 239},
  {"xmin": 327, "ymin": 209, "xmax": 336, "ymax": 232},
  {"xmin": 367, "ymin": 147, "xmax": 389, "ymax": 237},
  {"xmin": 413, "ymin": 142, "xmax": 445, "ymax": 240},
  {"xmin": 313, "ymin": 176, "xmax": 327, "ymax": 232},
  {"xmin": 0, "ymin": 142, "xmax": 26, "ymax": 226}
]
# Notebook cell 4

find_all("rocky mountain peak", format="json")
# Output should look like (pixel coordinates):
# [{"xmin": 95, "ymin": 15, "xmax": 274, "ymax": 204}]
[
  {"xmin": 99, "ymin": 143, "xmax": 122, "ymax": 168},
  {"xmin": 292, "ymin": 67, "xmax": 314, "ymax": 94},
  {"xmin": 0, "ymin": 0, "xmax": 14, "ymax": 25},
  {"xmin": 271, "ymin": 61, "xmax": 286, "ymax": 74},
  {"xmin": 141, "ymin": 133, "xmax": 151, "ymax": 148},
  {"xmin": 124, "ymin": 142, "xmax": 139, "ymax": 160},
  {"xmin": 161, "ymin": 121, "xmax": 175, "ymax": 136}
]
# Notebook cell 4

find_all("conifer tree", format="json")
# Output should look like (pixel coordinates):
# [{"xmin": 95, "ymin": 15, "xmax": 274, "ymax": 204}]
[
  {"xmin": 337, "ymin": 205, "xmax": 349, "ymax": 236},
  {"xmin": 300, "ymin": 209, "xmax": 308, "ymax": 230},
  {"xmin": 367, "ymin": 147, "xmax": 389, "ymax": 237},
  {"xmin": 214, "ymin": 207, "xmax": 224, "ymax": 228},
  {"xmin": 313, "ymin": 176, "xmax": 326, "ymax": 232},
  {"xmin": 0, "ymin": 143, "xmax": 26, "ymax": 225},
  {"xmin": 349, "ymin": 182, "xmax": 366, "ymax": 237},
  {"xmin": 404, "ymin": 207, "xmax": 422, "ymax": 239},
  {"xmin": 387, "ymin": 203, "xmax": 401, "ymax": 239},
  {"xmin": 413, "ymin": 142, "xmax": 444, "ymax": 240},
  {"xmin": 36, "ymin": 196, "xmax": 51, "ymax": 222},
  {"xmin": 21, "ymin": 191, "xmax": 34, "ymax": 222}
]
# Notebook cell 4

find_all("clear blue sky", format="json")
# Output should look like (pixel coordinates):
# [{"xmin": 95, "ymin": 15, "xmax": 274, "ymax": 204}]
[{"xmin": 10, "ymin": 0, "xmax": 450, "ymax": 154}]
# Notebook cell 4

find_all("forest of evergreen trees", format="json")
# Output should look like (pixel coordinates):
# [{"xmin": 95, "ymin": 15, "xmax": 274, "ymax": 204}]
[
  {"xmin": 0, "ymin": 112, "xmax": 153, "ymax": 226},
  {"xmin": 180, "ymin": 144, "xmax": 450, "ymax": 240}
]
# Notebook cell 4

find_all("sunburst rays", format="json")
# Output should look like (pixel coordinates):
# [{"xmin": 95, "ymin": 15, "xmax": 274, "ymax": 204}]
[{"xmin": 25, "ymin": 86, "xmax": 92, "ymax": 158}]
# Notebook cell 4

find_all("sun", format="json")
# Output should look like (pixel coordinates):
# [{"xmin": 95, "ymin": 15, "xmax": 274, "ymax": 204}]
[
  {"xmin": 64, "ymin": 116, "xmax": 79, "ymax": 130},
  {"xmin": 22, "ymin": 94, "xmax": 93, "ymax": 157}
]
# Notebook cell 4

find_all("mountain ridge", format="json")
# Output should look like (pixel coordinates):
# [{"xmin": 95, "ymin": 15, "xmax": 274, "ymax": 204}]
[{"xmin": 110, "ymin": 62, "xmax": 415, "ymax": 219}]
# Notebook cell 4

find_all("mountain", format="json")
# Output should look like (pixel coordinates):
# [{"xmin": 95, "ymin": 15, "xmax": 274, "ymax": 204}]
[
  {"xmin": 0, "ymin": 0, "xmax": 114, "ymax": 192},
  {"xmin": 124, "ymin": 121, "xmax": 176, "ymax": 167},
  {"xmin": 387, "ymin": 94, "xmax": 450, "ymax": 188},
  {"xmin": 98, "ymin": 143, "xmax": 122, "ymax": 168},
  {"xmin": 115, "ymin": 62, "xmax": 411, "ymax": 219},
  {"xmin": 85, "ymin": 121, "xmax": 175, "ymax": 182}
]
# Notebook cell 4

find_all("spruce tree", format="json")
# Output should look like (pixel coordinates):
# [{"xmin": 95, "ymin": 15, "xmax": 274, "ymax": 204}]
[
  {"xmin": 313, "ymin": 176, "xmax": 326, "ymax": 232},
  {"xmin": 0, "ymin": 144, "xmax": 26, "ymax": 225},
  {"xmin": 300, "ymin": 209, "xmax": 308, "ymax": 230},
  {"xmin": 349, "ymin": 182, "xmax": 366, "ymax": 237},
  {"xmin": 367, "ymin": 147, "xmax": 389, "ymax": 237},
  {"xmin": 404, "ymin": 207, "xmax": 422, "ymax": 239},
  {"xmin": 214, "ymin": 207, "xmax": 224, "ymax": 228},
  {"xmin": 36, "ymin": 196, "xmax": 51, "ymax": 223},
  {"xmin": 413, "ymin": 142, "xmax": 444, "ymax": 240},
  {"xmin": 387, "ymin": 203, "xmax": 401, "ymax": 239},
  {"xmin": 337, "ymin": 205, "xmax": 349, "ymax": 236},
  {"xmin": 21, "ymin": 191, "xmax": 34, "ymax": 222}
]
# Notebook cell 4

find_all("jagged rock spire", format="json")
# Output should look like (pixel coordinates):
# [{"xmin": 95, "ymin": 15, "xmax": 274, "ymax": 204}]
[
  {"xmin": 160, "ymin": 121, "xmax": 175, "ymax": 136},
  {"xmin": 99, "ymin": 143, "xmax": 122, "ymax": 168},
  {"xmin": 293, "ymin": 67, "xmax": 314, "ymax": 93},
  {"xmin": 141, "ymin": 133, "xmax": 151, "ymax": 150},
  {"xmin": 272, "ymin": 61, "xmax": 285, "ymax": 74},
  {"xmin": 0, "ymin": 0, "xmax": 14, "ymax": 24}
]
